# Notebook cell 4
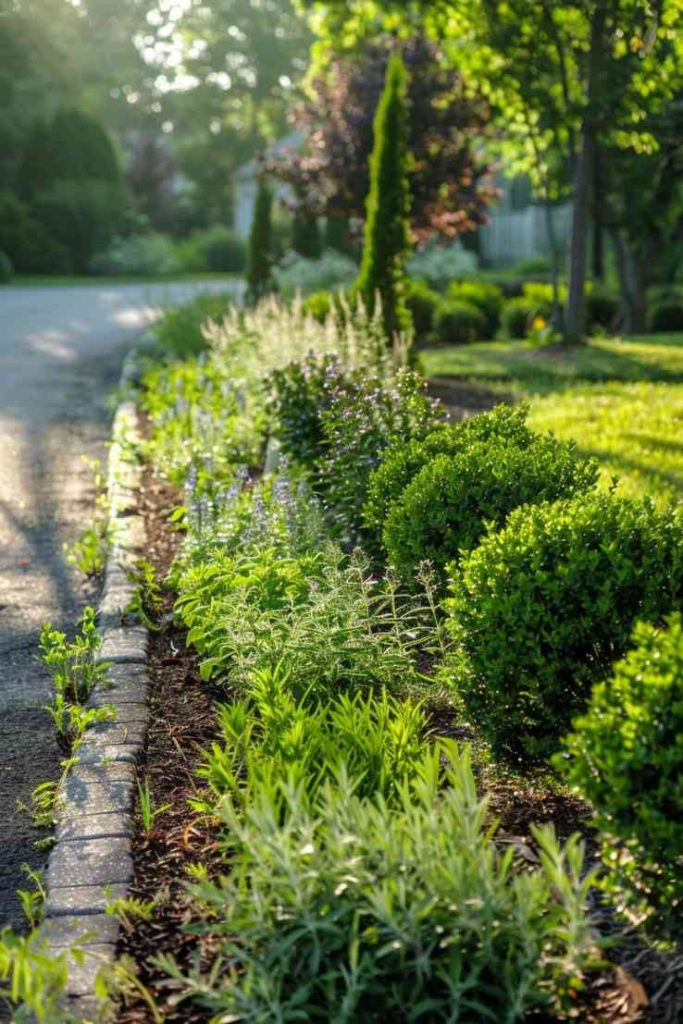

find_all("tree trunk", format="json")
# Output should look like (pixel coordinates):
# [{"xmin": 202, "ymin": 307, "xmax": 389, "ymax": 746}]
[
  {"xmin": 544, "ymin": 198, "xmax": 563, "ymax": 331},
  {"xmin": 612, "ymin": 230, "xmax": 648, "ymax": 334},
  {"xmin": 565, "ymin": 126, "xmax": 594, "ymax": 344},
  {"xmin": 564, "ymin": 4, "xmax": 606, "ymax": 345}
]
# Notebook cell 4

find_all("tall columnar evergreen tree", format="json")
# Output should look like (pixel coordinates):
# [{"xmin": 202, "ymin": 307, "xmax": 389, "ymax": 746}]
[
  {"xmin": 247, "ymin": 180, "xmax": 275, "ymax": 303},
  {"xmin": 356, "ymin": 53, "xmax": 412, "ymax": 342}
]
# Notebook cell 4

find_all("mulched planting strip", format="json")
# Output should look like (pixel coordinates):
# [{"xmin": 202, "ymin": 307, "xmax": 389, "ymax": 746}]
[{"xmin": 113, "ymin": 460, "xmax": 676, "ymax": 1024}]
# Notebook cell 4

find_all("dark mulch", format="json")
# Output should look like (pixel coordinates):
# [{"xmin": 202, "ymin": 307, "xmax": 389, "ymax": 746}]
[
  {"xmin": 113, "ymin": 465, "xmax": 679, "ymax": 1024},
  {"xmin": 115, "ymin": 468, "xmax": 222, "ymax": 1024},
  {"xmin": 427, "ymin": 375, "xmax": 511, "ymax": 420}
]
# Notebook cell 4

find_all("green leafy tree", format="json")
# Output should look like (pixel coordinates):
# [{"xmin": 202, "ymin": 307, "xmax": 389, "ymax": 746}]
[
  {"xmin": 356, "ymin": 53, "xmax": 412, "ymax": 341},
  {"xmin": 303, "ymin": 0, "xmax": 683, "ymax": 343},
  {"xmin": 247, "ymin": 180, "xmax": 275, "ymax": 302}
]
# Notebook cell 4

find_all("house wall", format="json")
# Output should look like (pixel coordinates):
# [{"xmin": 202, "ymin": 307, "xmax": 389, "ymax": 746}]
[{"xmin": 480, "ymin": 202, "xmax": 572, "ymax": 267}]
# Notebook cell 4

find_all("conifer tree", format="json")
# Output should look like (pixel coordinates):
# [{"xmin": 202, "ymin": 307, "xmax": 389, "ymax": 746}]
[
  {"xmin": 356, "ymin": 53, "xmax": 412, "ymax": 341},
  {"xmin": 246, "ymin": 179, "xmax": 275, "ymax": 302}
]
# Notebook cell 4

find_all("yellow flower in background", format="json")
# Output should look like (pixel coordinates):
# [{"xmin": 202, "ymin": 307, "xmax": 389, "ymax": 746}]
[{"xmin": 532, "ymin": 317, "xmax": 547, "ymax": 332}]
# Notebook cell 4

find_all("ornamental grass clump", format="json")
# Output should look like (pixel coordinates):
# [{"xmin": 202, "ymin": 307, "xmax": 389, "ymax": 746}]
[
  {"xmin": 446, "ymin": 493, "xmax": 683, "ymax": 760},
  {"xmin": 560, "ymin": 614, "xmax": 683, "ymax": 943},
  {"xmin": 159, "ymin": 746, "xmax": 598, "ymax": 1023}
]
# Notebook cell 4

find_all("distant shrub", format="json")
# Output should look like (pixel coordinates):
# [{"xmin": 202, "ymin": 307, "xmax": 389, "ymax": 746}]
[
  {"xmin": 363, "ymin": 404, "xmax": 532, "ymax": 544},
  {"xmin": 90, "ymin": 233, "xmax": 181, "ymax": 276},
  {"xmin": 561, "ymin": 614, "xmax": 683, "ymax": 943},
  {"xmin": 405, "ymin": 278, "xmax": 440, "ymax": 338},
  {"xmin": 300, "ymin": 290, "xmax": 333, "ymax": 322},
  {"xmin": 193, "ymin": 225, "xmax": 247, "ymax": 273},
  {"xmin": 407, "ymin": 242, "xmax": 478, "ymax": 290},
  {"xmin": 31, "ymin": 179, "xmax": 127, "ymax": 273},
  {"xmin": 0, "ymin": 190, "xmax": 70, "ymax": 273},
  {"xmin": 275, "ymin": 249, "xmax": 358, "ymax": 298},
  {"xmin": 152, "ymin": 292, "xmax": 235, "ymax": 358},
  {"xmin": 0, "ymin": 251, "xmax": 13, "ymax": 282},
  {"xmin": 512, "ymin": 256, "xmax": 552, "ymax": 276},
  {"xmin": 446, "ymin": 280, "xmax": 504, "ymax": 339},
  {"xmin": 384, "ymin": 435, "xmax": 598, "ymax": 583},
  {"xmin": 291, "ymin": 210, "xmax": 323, "ymax": 260},
  {"xmin": 433, "ymin": 299, "xmax": 485, "ymax": 345},
  {"xmin": 649, "ymin": 297, "xmax": 683, "ymax": 332},
  {"xmin": 447, "ymin": 493, "xmax": 683, "ymax": 760},
  {"xmin": 587, "ymin": 284, "xmax": 619, "ymax": 331},
  {"xmin": 501, "ymin": 297, "xmax": 535, "ymax": 338}
]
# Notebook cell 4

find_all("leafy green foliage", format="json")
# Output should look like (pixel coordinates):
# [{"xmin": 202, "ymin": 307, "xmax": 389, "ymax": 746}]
[
  {"xmin": 0, "ymin": 190, "xmax": 69, "ymax": 274},
  {"xmin": 291, "ymin": 209, "xmax": 323, "ymax": 259},
  {"xmin": 446, "ymin": 281, "xmax": 504, "ymax": 339},
  {"xmin": 18, "ymin": 107, "xmax": 123, "ymax": 201},
  {"xmin": 161, "ymin": 746, "xmax": 597, "ymax": 1023},
  {"xmin": 0, "ymin": 928, "xmax": 68, "ymax": 1022},
  {"xmin": 363, "ymin": 404, "xmax": 535, "ymax": 546},
  {"xmin": 175, "ymin": 522, "xmax": 427, "ymax": 697},
  {"xmin": 269, "ymin": 353, "xmax": 340, "ymax": 468},
  {"xmin": 649, "ymin": 296, "xmax": 683, "ymax": 332},
  {"xmin": 356, "ymin": 53, "xmax": 412, "ymax": 340},
  {"xmin": 433, "ymin": 298, "xmax": 485, "ymax": 345},
  {"xmin": 30, "ymin": 179, "xmax": 127, "ymax": 273},
  {"xmin": 246, "ymin": 180, "xmax": 275, "ymax": 303},
  {"xmin": 0, "ymin": 251, "xmax": 13, "ymax": 283},
  {"xmin": 40, "ymin": 607, "xmax": 113, "ymax": 751},
  {"xmin": 405, "ymin": 278, "xmax": 440, "ymax": 338},
  {"xmin": 196, "ymin": 665, "xmax": 427, "ymax": 814},
  {"xmin": 447, "ymin": 493, "xmax": 683, "ymax": 760},
  {"xmin": 316, "ymin": 367, "xmax": 441, "ymax": 539},
  {"xmin": 383, "ymin": 435, "xmax": 598, "ymax": 584},
  {"xmin": 150, "ymin": 292, "xmax": 234, "ymax": 359},
  {"xmin": 560, "ymin": 614, "xmax": 683, "ymax": 942}
]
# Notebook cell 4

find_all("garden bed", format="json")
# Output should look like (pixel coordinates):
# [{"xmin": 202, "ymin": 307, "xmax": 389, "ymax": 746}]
[{"xmin": 102, "ymin": 299, "xmax": 682, "ymax": 1024}]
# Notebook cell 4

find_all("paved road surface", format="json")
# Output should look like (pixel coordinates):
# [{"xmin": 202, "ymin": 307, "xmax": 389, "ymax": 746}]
[{"xmin": 0, "ymin": 281, "xmax": 235, "ymax": 928}]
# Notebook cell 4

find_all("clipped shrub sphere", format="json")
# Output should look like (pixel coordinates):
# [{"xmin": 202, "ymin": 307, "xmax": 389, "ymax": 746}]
[
  {"xmin": 650, "ymin": 299, "xmax": 683, "ymax": 333},
  {"xmin": 433, "ymin": 299, "xmax": 485, "ymax": 345},
  {"xmin": 561, "ymin": 614, "xmax": 683, "ymax": 942},
  {"xmin": 363, "ymin": 404, "xmax": 536, "ymax": 546},
  {"xmin": 447, "ymin": 494, "xmax": 683, "ymax": 760},
  {"xmin": 383, "ymin": 435, "xmax": 598, "ymax": 583},
  {"xmin": 446, "ymin": 280, "xmax": 504, "ymax": 339}
]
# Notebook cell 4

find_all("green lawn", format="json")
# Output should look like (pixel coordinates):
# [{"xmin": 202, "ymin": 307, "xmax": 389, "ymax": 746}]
[{"xmin": 423, "ymin": 334, "xmax": 683, "ymax": 506}]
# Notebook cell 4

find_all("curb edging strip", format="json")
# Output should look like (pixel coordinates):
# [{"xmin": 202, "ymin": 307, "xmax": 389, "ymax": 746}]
[{"xmin": 37, "ymin": 357, "xmax": 148, "ymax": 1020}]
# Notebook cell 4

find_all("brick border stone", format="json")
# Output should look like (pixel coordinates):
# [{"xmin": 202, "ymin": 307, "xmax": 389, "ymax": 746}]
[{"xmin": 38, "ymin": 355, "xmax": 149, "ymax": 1020}]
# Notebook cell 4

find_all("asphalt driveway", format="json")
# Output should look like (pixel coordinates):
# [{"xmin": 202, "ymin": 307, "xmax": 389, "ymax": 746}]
[{"xmin": 0, "ymin": 280, "xmax": 235, "ymax": 927}]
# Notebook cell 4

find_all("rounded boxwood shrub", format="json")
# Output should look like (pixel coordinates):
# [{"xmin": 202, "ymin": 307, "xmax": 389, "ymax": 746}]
[
  {"xmin": 363, "ymin": 404, "xmax": 534, "ymax": 544},
  {"xmin": 586, "ymin": 284, "xmax": 618, "ymax": 331},
  {"xmin": 301, "ymin": 290, "xmax": 333, "ymax": 323},
  {"xmin": 446, "ymin": 281, "xmax": 504, "ymax": 339},
  {"xmin": 198, "ymin": 225, "xmax": 247, "ymax": 272},
  {"xmin": 447, "ymin": 493, "xmax": 683, "ymax": 761},
  {"xmin": 649, "ymin": 298, "xmax": 683, "ymax": 332},
  {"xmin": 0, "ymin": 251, "xmax": 13, "ymax": 283},
  {"xmin": 560, "ymin": 614, "xmax": 683, "ymax": 942},
  {"xmin": 383, "ymin": 436, "xmax": 598, "ymax": 583},
  {"xmin": 501, "ymin": 297, "xmax": 535, "ymax": 339},
  {"xmin": 406, "ymin": 278, "xmax": 440, "ymax": 339},
  {"xmin": 433, "ymin": 299, "xmax": 485, "ymax": 345}
]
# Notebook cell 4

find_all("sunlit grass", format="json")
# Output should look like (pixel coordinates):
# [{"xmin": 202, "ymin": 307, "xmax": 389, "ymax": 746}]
[{"xmin": 424, "ymin": 334, "xmax": 683, "ymax": 505}]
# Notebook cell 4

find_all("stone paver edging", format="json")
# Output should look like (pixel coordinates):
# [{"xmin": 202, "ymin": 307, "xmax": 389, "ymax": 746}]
[{"xmin": 38, "ymin": 361, "xmax": 148, "ymax": 1020}]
